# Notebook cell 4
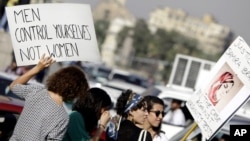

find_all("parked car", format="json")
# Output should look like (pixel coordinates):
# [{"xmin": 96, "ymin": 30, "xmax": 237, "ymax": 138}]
[
  {"xmin": 104, "ymin": 80, "xmax": 146, "ymax": 98},
  {"xmin": 0, "ymin": 71, "xmax": 44, "ymax": 140},
  {"xmin": 108, "ymin": 69, "xmax": 151, "ymax": 88},
  {"xmin": 0, "ymin": 96, "xmax": 23, "ymax": 141},
  {"xmin": 0, "ymin": 71, "xmax": 42, "ymax": 99},
  {"xmin": 80, "ymin": 63, "xmax": 151, "ymax": 88}
]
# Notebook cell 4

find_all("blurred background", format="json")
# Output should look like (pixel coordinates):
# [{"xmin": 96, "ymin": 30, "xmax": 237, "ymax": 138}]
[
  {"xmin": 2, "ymin": 0, "xmax": 248, "ymax": 85},
  {"xmin": 1, "ymin": 1, "xmax": 250, "ymax": 141}
]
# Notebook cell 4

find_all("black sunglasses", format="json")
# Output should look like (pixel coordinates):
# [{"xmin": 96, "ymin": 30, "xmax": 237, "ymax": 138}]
[{"xmin": 149, "ymin": 110, "xmax": 165, "ymax": 117}]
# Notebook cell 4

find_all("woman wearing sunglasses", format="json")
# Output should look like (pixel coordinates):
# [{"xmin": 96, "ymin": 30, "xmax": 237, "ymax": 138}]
[{"xmin": 143, "ymin": 96, "xmax": 168, "ymax": 141}]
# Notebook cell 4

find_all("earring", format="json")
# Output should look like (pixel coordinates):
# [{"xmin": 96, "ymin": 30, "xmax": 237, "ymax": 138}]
[{"xmin": 131, "ymin": 117, "xmax": 135, "ymax": 124}]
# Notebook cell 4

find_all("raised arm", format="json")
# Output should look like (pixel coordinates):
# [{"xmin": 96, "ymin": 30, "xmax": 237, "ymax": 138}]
[
  {"xmin": 91, "ymin": 111, "xmax": 111, "ymax": 141},
  {"xmin": 9, "ymin": 54, "xmax": 55, "ymax": 90}
]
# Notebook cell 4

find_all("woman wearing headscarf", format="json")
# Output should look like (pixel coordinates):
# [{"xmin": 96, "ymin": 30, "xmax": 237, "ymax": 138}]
[{"xmin": 107, "ymin": 89, "xmax": 152, "ymax": 141}]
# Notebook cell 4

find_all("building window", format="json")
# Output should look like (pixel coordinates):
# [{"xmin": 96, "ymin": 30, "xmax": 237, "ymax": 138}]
[
  {"xmin": 173, "ymin": 58, "xmax": 187, "ymax": 85},
  {"xmin": 169, "ymin": 54, "xmax": 215, "ymax": 89},
  {"xmin": 185, "ymin": 61, "xmax": 201, "ymax": 88},
  {"xmin": 204, "ymin": 63, "xmax": 211, "ymax": 70}
]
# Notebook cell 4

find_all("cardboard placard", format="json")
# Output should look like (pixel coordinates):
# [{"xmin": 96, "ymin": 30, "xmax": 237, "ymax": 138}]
[
  {"xmin": 6, "ymin": 3, "xmax": 101, "ymax": 66},
  {"xmin": 186, "ymin": 36, "xmax": 250, "ymax": 140}
]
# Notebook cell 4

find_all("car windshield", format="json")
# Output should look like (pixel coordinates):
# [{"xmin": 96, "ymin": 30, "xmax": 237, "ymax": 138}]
[
  {"xmin": 96, "ymin": 67, "xmax": 112, "ymax": 79},
  {"xmin": 112, "ymin": 73, "xmax": 128, "ymax": 81},
  {"xmin": 0, "ymin": 76, "xmax": 23, "ymax": 100}
]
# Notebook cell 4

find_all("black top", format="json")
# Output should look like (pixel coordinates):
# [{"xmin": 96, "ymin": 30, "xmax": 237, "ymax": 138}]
[{"xmin": 118, "ymin": 120, "xmax": 152, "ymax": 141}]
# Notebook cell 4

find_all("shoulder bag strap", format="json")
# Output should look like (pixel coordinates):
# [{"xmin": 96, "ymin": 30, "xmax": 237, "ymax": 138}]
[
  {"xmin": 138, "ymin": 130, "xmax": 147, "ymax": 141},
  {"xmin": 142, "ymin": 130, "xmax": 147, "ymax": 141}
]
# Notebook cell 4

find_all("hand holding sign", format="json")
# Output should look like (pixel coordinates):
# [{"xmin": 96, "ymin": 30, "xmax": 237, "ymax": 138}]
[{"xmin": 36, "ymin": 54, "xmax": 56, "ymax": 70}]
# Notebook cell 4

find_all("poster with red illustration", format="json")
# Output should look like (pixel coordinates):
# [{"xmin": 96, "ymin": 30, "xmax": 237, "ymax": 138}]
[
  {"xmin": 207, "ymin": 63, "xmax": 243, "ymax": 112},
  {"xmin": 186, "ymin": 36, "xmax": 250, "ymax": 140}
]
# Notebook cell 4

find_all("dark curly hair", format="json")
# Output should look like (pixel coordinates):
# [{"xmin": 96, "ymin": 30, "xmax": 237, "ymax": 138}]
[
  {"xmin": 46, "ymin": 66, "xmax": 89, "ymax": 102},
  {"xmin": 116, "ymin": 89, "xmax": 146, "ymax": 118},
  {"xmin": 73, "ymin": 87, "xmax": 112, "ymax": 133}
]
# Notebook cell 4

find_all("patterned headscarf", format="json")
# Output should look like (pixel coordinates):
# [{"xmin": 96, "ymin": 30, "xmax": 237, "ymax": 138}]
[
  {"xmin": 107, "ymin": 92, "xmax": 143, "ymax": 140},
  {"xmin": 124, "ymin": 93, "xmax": 142, "ymax": 113}
]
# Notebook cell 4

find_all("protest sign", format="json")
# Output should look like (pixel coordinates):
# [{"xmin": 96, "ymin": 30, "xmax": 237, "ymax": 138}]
[
  {"xmin": 6, "ymin": 3, "xmax": 101, "ymax": 66},
  {"xmin": 186, "ymin": 36, "xmax": 250, "ymax": 140}
]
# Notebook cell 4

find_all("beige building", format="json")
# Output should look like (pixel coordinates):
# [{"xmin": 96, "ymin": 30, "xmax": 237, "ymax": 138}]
[
  {"xmin": 101, "ymin": 18, "xmax": 135, "ymax": 66},
  {"xmin": 92, "ymin": 0, "xmax": 135, "ymax": 66},
  {"xmin": 92, "ymin": 0, "xmax": 135, "ymax": 22},
  {"xmin": 0, "ymin": 32, "xmax": 13, "ymax": 70},
  {"xmin": 148, "ymin": 7, "xmax": 233, "ymax": 54},
  {"xmin": 30, "ymin": 0, "xmax": 63, "ymax": 4}
]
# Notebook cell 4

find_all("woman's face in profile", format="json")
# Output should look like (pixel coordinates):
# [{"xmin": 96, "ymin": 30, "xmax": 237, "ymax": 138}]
[
  {"xmin": 130, "ymin": 106, "xmax": 148, "ymax": 125},
  {"xmin": 216, "ymin": 82, "xmax": 234, "ymax": 101}
]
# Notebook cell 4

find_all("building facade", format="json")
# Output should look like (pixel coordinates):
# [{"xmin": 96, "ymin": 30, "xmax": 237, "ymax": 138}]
[
  {"xmin": 148, "ymin": 7, "xmax": 233, "ymax": 55},
  {"xmin": 92, "ymin": 0, "xmax": 136, "ymax": 66}
]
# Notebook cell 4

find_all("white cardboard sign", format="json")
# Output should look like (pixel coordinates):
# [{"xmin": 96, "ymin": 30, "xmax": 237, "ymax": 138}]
[
  {"xmin": 186, "ymin": 36, "xmax": 250, "ymax": 140},
  {"xmin": 6, "ymin": 3, "xmax": 101, "ymax": 66}
]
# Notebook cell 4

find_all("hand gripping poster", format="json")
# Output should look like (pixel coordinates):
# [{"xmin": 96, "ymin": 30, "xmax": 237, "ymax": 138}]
[{"xmin": 186, "ymin": 36, "xmax": 250, "ymax": 140}]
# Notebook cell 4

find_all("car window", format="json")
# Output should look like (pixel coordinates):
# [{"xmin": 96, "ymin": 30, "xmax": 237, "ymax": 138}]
[
  {"xmin": 95, "ymin": 67, "xmax": 112, "ymax": 79},
  {"xmin": 161, "ymin": 97, "xmax": 194, "ymax": 127},
  {"xmin": 161, "ymin": 97, "xmax": 173, "ymax": 112},
  {"xmin": 0, "ymin": 77, "xmax": 12, "ymax": 95},
  {"xmin": 112, "ymin": 73, "xmax": 128, "ymax": 81},
  {"xmin": 0, "ymin": 77, "xmax": 23, "ymax": 100}
]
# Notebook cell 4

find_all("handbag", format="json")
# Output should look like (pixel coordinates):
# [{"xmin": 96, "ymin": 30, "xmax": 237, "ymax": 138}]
[{"xmin": 138, "ymin": 129, "xmax": 147, "ymax": 141}]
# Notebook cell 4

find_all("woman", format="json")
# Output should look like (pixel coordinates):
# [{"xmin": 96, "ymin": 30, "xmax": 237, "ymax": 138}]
[
  {"xmin": 208, "ymin": 71, "xmax": 234, "ymax": 106},
  {"xmin": 9, "ymin": 54, "xmax": 89, "ymax": 141},
  {"xmin": 143, "ymin": 96, "xmax": 168, "ymax": 141},
  {"xmin": 114, "ymin": 89, "xmax": 152, "ymax": 141},
  {"xmin": 63, "ymin": 87, "xmax": 112, "ymax": 141}
]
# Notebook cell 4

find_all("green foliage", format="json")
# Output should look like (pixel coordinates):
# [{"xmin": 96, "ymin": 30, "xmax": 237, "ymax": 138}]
[
  {"xmin": 115, "ymin": 18, "xmax": 220, "ymax": 83},
  {"xmin": 94, "ymin": 20, "xmax": 110, "ymax": 50},
  {"xmin": 116, "ymin": 26, "xmax": 131, "ymax": 51},
  {"xmin": 132, "ymin": 19, "xmax": 152, "ymax": 57}
]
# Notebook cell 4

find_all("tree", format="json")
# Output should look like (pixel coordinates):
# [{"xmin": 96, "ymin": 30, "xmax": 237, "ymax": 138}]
[
  {"xmin": 148, "ymin": 29, "xmax": 175, "ymax": 60},
  {"xmin": 132, "ymin": 19, "xmax": 151, "ymax": 57},
  {"xmin": 94, "ymin": 20, "xmax": 110, "ymax": 50},
  {"xmin": 116, "ymin": 26, "xmax": 131, "ymax": 52}
]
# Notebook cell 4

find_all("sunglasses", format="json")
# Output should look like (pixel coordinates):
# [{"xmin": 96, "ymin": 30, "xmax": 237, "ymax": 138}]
[{"xmin": 149, "ymin": 110, "xmax": 165, "ymax": 117}]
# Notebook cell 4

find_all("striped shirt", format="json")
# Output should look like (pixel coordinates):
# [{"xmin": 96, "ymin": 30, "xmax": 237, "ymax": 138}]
[{"xmin": 9, "ymin": 84, "xmax": 69, "ymax": 141}]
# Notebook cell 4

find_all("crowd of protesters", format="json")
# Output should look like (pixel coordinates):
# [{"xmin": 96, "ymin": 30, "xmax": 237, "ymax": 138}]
[{"xmin": 2, "ymin": 54, "xmax": 170, "ymax": 141}]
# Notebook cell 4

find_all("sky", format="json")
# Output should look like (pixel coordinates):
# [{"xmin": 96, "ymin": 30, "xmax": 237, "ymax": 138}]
[{"xmin": 64, "ymin": 0, "xmax": 250, "ymax": 44}]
